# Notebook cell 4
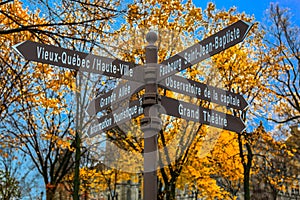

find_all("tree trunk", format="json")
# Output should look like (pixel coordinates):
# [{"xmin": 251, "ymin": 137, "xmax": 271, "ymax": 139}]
[
  {"xmin": 244, "ymin": 167, "xmax": 251, "ymax": 200},
  {"xmin": 170, "ymin": 181, "xmax": 176, "ymax": 200},
  {"xmin": 271, "ymin": 189, "xmax": 278, "ymax": 200},
  {"xmin": 238, "ymin": 131, "xmax": 253, "ymax": 200},
  {"xmin": 73, "ymin": 131, "xmax": 81, "ymax": 200},
  {"xmin": 46, "ymin": 187, "xmax": 56, "ymax": 200},
  {"xmin": 165, "ymin": 185, "xmax": 171, "ymax": 200},
  {"xmin": 164, "ymin": 181, "xmax": 176, "ymax": 200},
  {"xmin": 244, "ymin": 142, "xmax": 253, "ymax": 200},
  {"xmin": 157, "ymin": 180, "xmax": 165, "ymax": 200}
]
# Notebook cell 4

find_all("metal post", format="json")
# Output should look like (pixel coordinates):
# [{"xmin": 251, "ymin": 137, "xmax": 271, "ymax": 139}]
[{"xmin": 141, "ymin": 31, "xmax": 161, "ymax": 200}]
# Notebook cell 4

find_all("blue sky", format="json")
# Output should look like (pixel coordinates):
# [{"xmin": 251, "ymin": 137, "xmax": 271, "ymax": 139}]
[
  {"xmin": 194, "ymin": 0, "xmax": 300, "ymax": 25},
  {"xmin": 20, "ymin": 0, "xmax": 300, "ymax": 26}
]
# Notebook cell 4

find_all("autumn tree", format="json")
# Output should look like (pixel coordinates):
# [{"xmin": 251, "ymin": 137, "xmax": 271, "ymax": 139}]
[
  {"xmin": 1, "ymin": 0, "xmax": 124, "ymax": 200},
  {"xmin": 247, "ymin": 4, "xmax": 300, "ymax": 198},
  {"xmin": 263, "ymin": 1, "xmax": 300, "ymax": 172},
  {"xmin": 261, "ymin": 3, "xmax": 299, "ymax": 125},
  {"xmin": 202, "ymin": 4, "xmax": 271, "ymax": 200}
]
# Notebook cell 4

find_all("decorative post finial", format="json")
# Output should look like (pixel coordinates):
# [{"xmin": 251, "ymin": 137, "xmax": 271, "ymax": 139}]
[{"xmin": 146, "ymin": 31, "xmax": 157, "ymax": 45}]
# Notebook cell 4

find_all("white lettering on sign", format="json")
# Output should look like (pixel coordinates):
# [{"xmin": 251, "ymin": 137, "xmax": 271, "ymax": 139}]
[
  {"xmin": 91, "ymin": 117, "xmax": 112, "ymax": 134},
  {"xmin": 159, "ymin": 59, "xmax": 182, "ymax": 77},
  {"xmin": 91, "ymin": 58, "xmax": 117, "ymax": 74},
  {"xmin": 205, "ymin": 88, "xmax": 240, "ymax": 108},
  {"xmin": 119, "ymin": 64, "xmax": 133, "ymax": 77},
  {"xmin": 165, "ymin": 76, "xmax": 201, "ymax": 96},
  {"xmin": 113, "ymin": 105, "xmax": 138, "ymax": 123},
  {"xmin": 100, "ymin": 92, "xmax": 117, "ymax": 108},
  {"xmin": 161, "ymin": 26, "xmax": 242, "ymax": 75},
  {"xmin": 215, "ymin": 28, "xmax": 240, "ymax": 49},
  {"xmin": 36, "ymin": 46, "xmax": 134, "ymax": 77},
  {"xmin": 118, "ymin": 84, "xmax": 131, "ymax": 99},
  {"xmin": 184, "ymin": 43, "xmax": 213, "ymax": 65},
  {"xmin": 202, "ymin": 110, "xmax": 228, "ymax": 127},
  {"xmin": 99, "ymin": 84, "xmax": 132, "ymax": 109},
  {"xmin": 37, "ymin": 47, "xmax": 59, "ymax": 62},
  {"xmin": 204, "ymin": 87, "xmax": 211, "ymax": 98},
  {"xmin": 90, "ymin": 103, "xmax": 143, "ymax": 135},
  {"xmin": 220, "ymin": 93, "xmax": 240, "ymax": 107},
  {"xmin": 178, "ymin": 104, "xmax": 199, "ymax": 120}
]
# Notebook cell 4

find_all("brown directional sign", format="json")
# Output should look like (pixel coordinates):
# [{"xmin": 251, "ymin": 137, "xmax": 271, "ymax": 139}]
[
  {"xmin": 89, "ymin": 99, "xmax": 143, "ymax": 137},
  {"xmin": 86, "ymin": 81, "xmax": 144, "ymax": 116},
  {"xmin": 161, "ymin": 96, "xmax": 246, "ymax": 133},
  {"xmin": 159, "ymin": 75, "xmax": 248, "ymax": 110},
  {"xmin": 12, "ymin": 40, "xmax": 145, "ymax": 83},
  {"xmin": 157, "ymin": 20, "xmax": 253, "ymax": 81}
]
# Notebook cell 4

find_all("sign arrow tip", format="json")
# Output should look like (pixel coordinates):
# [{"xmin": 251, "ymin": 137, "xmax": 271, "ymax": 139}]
[
  {"xmin": 240, "ymin": 94, "xmax": 249, "ymax": 110},
  {"xmin": 12, "ymin": 41, "xmax": 26, "ymax": 58},
  {"xmin": 241, "ymin": 20, "xmax": 254, "ymax": 39},
  {"xmin": 86, "ymin": 102, "xmax": 96, "ymax": 116},
  {"xmin": 239, "ymin": 118, "xmax": 247, "ymax": 133}
]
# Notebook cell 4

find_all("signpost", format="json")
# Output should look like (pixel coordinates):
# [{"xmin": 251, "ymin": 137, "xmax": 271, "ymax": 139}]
[{"xmin": 12, "ymin": 20, "xmax": 253, "ymax": 200}]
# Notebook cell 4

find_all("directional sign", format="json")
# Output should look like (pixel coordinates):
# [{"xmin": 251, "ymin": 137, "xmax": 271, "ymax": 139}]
[
  {"xmin": 159, "ymin": 75, "xmax": 248, "ymax": 110},
  {"xmin": 12, "ymin": 40, "xmax": 145, "ymax": 83},
  {"xmin": 86, "ymin": 81, "xmax": 144, "ymax": 116},
  {"xmin": 89, "ymin": 99, "xmax": 143, "ymax": 137},
  {"xmin": 157, "ymin": 20, "xmax": 253, "ymax": 81},
  {"xmin": 161, "ymin": 96, "xmax": 245, "ymax": 133}
]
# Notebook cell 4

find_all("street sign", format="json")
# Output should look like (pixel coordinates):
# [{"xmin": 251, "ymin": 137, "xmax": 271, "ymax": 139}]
[
  {"xmin": 157, "ymin": 20, "xmax": 253, "ymax": 81},
  {"xmin": 12, "ymin": 29, "xmax": 252, "ymax": 200},
  {"xmin": 161, "ymin": 96, "xmax": 246, "ymax": 133},
  {"xmin": 89, "ymin": 99, "xmax": 143, "ymax": 137},
  {"xmin": 86, "ymin": 81, "xmax": 144, "ymax": 116},
  {"xmin": 159, "ymin": 75, "xmax": 248, "ymax": 110},
  {"xmin": 12, "ymin": 40, "xmax": 145, "ymax": 83}
]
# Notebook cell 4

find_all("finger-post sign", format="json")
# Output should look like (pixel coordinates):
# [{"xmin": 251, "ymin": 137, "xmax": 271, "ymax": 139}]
[{"xmin": 13, "ymin": 20, "xmax": 252, "ymax": 200}]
